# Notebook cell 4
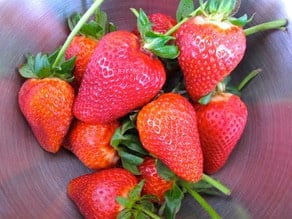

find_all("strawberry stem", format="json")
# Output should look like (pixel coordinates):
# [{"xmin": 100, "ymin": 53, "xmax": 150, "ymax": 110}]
[
  {"xmin": 134, "ymin": 206, "xmax": 162, "ymax": 219},
  {"xmin": 181, "ymin": 181, "xmax": 222, "ymax": 219},
  {"xmin": 52, "ymin": 0, "xmax": 104, "ymax": 69},
  {"xmin": 202, "ymin": 174, "xmax": 231, "ymax": 195},
  {"xmin": 165, "ymin": 5, "xmax": 204, "ymax": 36},
  {"xmin": 237, "ymin": 68, "xmax": 261, "ymax": 91},
  {"xmin": 244, "ymin": 19, "xmax": 288, "ymax": 36}
]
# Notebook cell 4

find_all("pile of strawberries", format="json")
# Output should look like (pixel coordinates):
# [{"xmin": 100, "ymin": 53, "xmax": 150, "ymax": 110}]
[{"xmin": 17, "ymin": 0, "xmax": 287, "ymax": 218}]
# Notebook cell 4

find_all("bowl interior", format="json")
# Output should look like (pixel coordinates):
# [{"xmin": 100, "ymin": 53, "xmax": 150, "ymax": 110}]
[{"xmin": 0, "ymin": 0, "xmax": 292, "ymax": 218}]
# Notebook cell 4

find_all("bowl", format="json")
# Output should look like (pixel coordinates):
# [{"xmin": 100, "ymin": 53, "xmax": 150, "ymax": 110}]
[{"xmin": 0, "ymin": 0, "xmax": 291, "ymax": 218}]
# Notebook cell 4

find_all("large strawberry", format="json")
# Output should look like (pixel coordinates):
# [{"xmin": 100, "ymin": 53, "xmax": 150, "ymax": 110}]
[
  {"xmin": 137, "ymin": 92, "xmax": 203, "ymax": 182},
  {"xmin": 68, "ymin": 168, "xmax": 138, "ymax": 219},
  {"xmin": 73, "ymin": 30, "xmax": 167, "ymax": 124},
  {"xmin": 64, "ymin": 119, "xmax": 120, "ymax": 170},
  {"xmin": 195, "ymin": 92, "xmax": 248, "ymax": 174},
  {"xmin": 18, "ymin": 52, "xmax": 75, "ymax": 153},
  {"xmin": 175, "ymin": 0, "xmax": 246, "ymax": 101},
  {"xmin": 138, "ymin": 157, "xmax": 174, "ymax": 203}
]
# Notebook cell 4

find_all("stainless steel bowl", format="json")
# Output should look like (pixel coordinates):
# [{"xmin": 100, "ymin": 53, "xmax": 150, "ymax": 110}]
[{"xmin": 1, "ymin": 0, "xmax": 291, "ymax": 218}]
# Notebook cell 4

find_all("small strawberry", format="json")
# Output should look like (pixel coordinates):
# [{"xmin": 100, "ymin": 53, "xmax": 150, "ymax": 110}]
[
  {"xmin": 65, "ymin": 119, "xmax": 120, "ymax": 170},
  {"xmin": 138, "ymin": 157, "xmax": 174, "ymax": 203},
  {"xmin": 65, "ymin": 36, "xmax": 98, "ymax": 89},
  {"xmin": 65, "ymin": 10, "xmax": 115, "ymax": 89},
  {"xmin": 195, "ymin": 92, "xmax": 248, "ymax": 174},
  {"xmin": 67, "ymin": 168, "xmax": 138, "ymax": 219},
  {"xmin": 133, "ymin": 12, "xmax": 177, "ymax": 36},
  {"xmin": 18, "ymin": 52, "xmax": 75, "ymax": 153},
  {"xmin": 73, "ymin": 30, "xmax": 167, "ymax": 124},
  {"xmin": 137, "ymin": 92, "xmax": 203, "ymax": 182},
  {"xmin": 175, "ymin": 0, "xmax": 247, "ymax": 101}
]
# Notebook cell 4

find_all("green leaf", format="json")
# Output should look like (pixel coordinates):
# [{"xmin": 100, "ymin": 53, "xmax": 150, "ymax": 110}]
[
  {"xmin": 156, "ymin": 159, "xmax": 176, "ymax": 181},
  {"xmin": 136, "ymin": 8, "xmax": 152, "ymax": 38},
  {"xmin": 116, "ymin": 196, "xmax": 129, "ymax": 207},
  {"xmin": 34, "ymin": 53, "xmax": 51, "ymax": 78},
  {"xmin": 176, "ymin": 0, "xmax": 195, "ymax": 22},
  {"xmin": 164, "ymin": 184, "xmax": 184, "ymax": 219},
  {"xmin": 198, "ymin": 92, "xmax": 213, "ymax": 105},
  {"xmin": 229, "ymin": 14, "xmax": 248, "ymax": 26},
  {"xmin": 117, "ymin": 209, "xmax": 132, "ymax": 219},
  {"xmin": 121, "ymin": 160, "xmax": 141, "ymax": 175},
  {"xmin": 119, "ymin": 150, "xmax": 144, "ymax": 166},
  {"xmin": 129, "ymin": 180, "xmax": 144, "ymax": 201}
]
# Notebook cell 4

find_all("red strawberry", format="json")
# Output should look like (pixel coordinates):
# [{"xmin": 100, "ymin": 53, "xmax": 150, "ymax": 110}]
[
  {"xmin": 137, "ymin": 92, "xmax": 203, "ymax": 182},
  {"xmin": 73, "ymin": 30, "xmax": 166, "ymax": 124},
  {"xmin": 175, "ymin": 2, "xmax": 246, "ymax": 101},
  {"xmin": 195, "ymin": 92, "xmax": 248, "ymax": 174},
  {"xmin": 18, "ymin": 52, "xmax": 75, "ymax": 153},
  {"xmin": 65, "ymin": 36, "xmax": 98, "ymax": 88},
  {"xmin": 18, "ymin": 78, "xmax": 74, "ymax": 153},
  {"xmin": 65, "ymin": 119, "xmax": 120, "ymax": 170},
  {"xmin": 67, "ymin": 168, "xmax": 138, "ymax": 219},
  {"xmin": 133, "ymin": 12, "xmax": 177, "ymax": 36},
  {"xmin": 138, "ymin": 157, "xmax": 174, "ymax": 202},
  {"xmin": 65, "ymin": 9, "xmax": 113, "ymax": 89}
]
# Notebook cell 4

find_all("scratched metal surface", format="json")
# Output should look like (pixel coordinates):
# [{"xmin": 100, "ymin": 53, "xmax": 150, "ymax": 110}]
[{"xmin": 0, "ymin": 0, "xmax": 291, "ymax": 218}]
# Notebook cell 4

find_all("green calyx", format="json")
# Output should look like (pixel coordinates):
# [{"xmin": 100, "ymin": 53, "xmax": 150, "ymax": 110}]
[
  {"xmin": 68, "ymin": 8, "xmax": 116, "ymax": 40},
  {"xmin": 19, "ymin": 51, "xmax": 75, "ymax": 82},
  {"xmin": 155, "ymin": 160, "xmax": 231, "ymax": 219},
  {"xmin": 198, "ymin": 68, "xmax": 261, "ymax": 105},
  {"xmin": 198, "ymin": 0, "xmax": 249, "ymax": 26},
  {"xmin": 131, "ymin": 8, "xmax": 179, "ymax": 59},
  {"xmin": 117, "ymin": 180, "xmax": 161, "ymax": 219},
  {"xmin": 111, "ymin": 113, "xmax": 149, "ymax": 175}
]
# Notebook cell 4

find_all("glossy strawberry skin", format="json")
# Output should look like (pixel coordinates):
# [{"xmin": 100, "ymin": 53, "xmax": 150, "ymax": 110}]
[
  {"xmin": 176, "ymin": 16, "xmax": 246, "ymax": 101},
  {"xmin": 139, "ymin": 157, "xmax": 173, "ymax": 202},
  {"xmin": 65, "ymin": 35, "xmax": 98, "ymax": 89},
  {"xmin": 18, "ymin": 78, "xmax": 75, "ymax": 153},
  {"xmin": 65, "ymin": 120, "xmax": 120, "ymax": 170},
  {"xmin": 195, "ymin": 93, "xmax": 248, "ymax": 174},
  {"xmin": 67, "ymin": 168, "xmax": 138, "ymax": 219},
  {"xmin": 137, "ymin": 93, "xmax": 203, "ymax": 182},
  {"xmin": 73, "ymin": 30, "xmax": 166, "ymax": 124}
]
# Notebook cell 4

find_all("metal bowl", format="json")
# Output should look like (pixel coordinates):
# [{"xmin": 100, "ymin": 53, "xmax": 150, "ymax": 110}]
[{"xmin": 0, "ymin": 0, "xmax": 291, "ymax": 218}]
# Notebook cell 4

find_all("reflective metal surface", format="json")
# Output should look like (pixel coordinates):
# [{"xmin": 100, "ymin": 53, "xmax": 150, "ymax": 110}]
[{"xmin": 0, "ymin": 0, "xmax": 291, "ymax": 218}]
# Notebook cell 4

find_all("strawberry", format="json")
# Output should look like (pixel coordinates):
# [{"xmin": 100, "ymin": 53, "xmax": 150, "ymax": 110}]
[
  {"xmin": 73, "ymin": 30, "xmax": 167, "ymax": 124},
  {"xmin": 133, "ymin": 12, "xmax": 177, "ymax": 36},
  {"xmin": 138, "ymin": 157, "xmax": 174, "ymax": 202},
  {"xmin": 65, "ymin": 119, "xmax": 120, "ymax": 170},
  {"xmin": 18, "ymin": 52, "xmax": 75, "ymax": 153},
  {"xmin": 195, "ymin": 92, "xmax": 248, "ymax": 174},
  {"xmin": 65, "ymin": 36, "xmax": 98, "ymax": 88},
  {"xmin": 67, "ymin": 168, "xmax": 138, "ymax": 219},
  {"xmin": 175, "ymin": 0, "xmax": 246, "ymax": 101},
  {"xmin": 137, "ymin": 92, "xmax": 203, "ymax": 182},
  {"xmin": 65, "ymin": 10, "xmax": 114, "ymax": 89}
]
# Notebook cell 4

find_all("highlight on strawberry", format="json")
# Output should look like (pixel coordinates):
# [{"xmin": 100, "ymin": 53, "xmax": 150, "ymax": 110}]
[{"xmin": 16, "ymin": 0, "xmax": 288, "ymax": 218}]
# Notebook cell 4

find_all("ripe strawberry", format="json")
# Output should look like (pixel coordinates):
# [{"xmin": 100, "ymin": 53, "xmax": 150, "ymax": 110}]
[
  {"xmin": 18, "ymin": 53, "xmax": 75, "ymax": 153},
  {"xmin": 137, "ymin": 92, "xmax": 203, "ymax": 182},
  {"xmin": 65, "ymin": 119, "xmax": 120, "ymax": 170},
  {"xmin": 67, "ymin": 168, "xmax": 138, "ymax": 219},
  {"xmin": 65, "ymin": 36, "xmax": 98, "ymax": 88},
  {"xmin": 73, "ymin": 30, "xmax": 166, "ymax": 124},
  {"xmin": 195, "ymin": 92, "xmax": 248, "ymax": 174},
  {"xmin": 65, "ymin": 10, "xmax": 114, "ymax": 89},
  {"xmin": 133, "ymin": 12, "xmax": 177, "ymax": 36},
  {"xmin": 138, "ymin": 157, "xmax": 174, "ymax": 202},
  {"xmin": 175, "ymin": 1, "xmax": 246, "ymax": 101}
]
